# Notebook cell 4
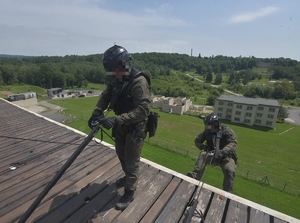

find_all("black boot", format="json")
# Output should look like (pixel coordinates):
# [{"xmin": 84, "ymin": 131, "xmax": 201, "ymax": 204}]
[
  {"xmin": 187, "ymin": 171, "xmax": 197, "ymax": 179},
  {"xmin": 116, "ymin": 176, "xmax": 126, "ymax": 188},
  {"xmin": 115, "ymin": 189, "xmax": 135, "ymax": 210}
]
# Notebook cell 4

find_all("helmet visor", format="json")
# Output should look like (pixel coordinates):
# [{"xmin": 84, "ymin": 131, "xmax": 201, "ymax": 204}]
[
  {"xmin": 205, "ymin": 123, "xmax": 219, "ymax": 133},
  {"xmin": 103, "ymin": 61, "xmax": 129, "ymax": 72}
]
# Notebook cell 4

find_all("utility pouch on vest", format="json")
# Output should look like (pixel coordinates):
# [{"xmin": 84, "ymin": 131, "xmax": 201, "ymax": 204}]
[{"xmin": 147, "ymin": 111, "xmax": 159, "ymax": 138}]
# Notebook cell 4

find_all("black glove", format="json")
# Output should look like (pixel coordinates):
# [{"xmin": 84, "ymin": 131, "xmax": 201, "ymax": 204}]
[
  {"xmin": 216, "ymin": 149, "xmax": 229, "ymax": 161},
  {"xmin": 88, "ymin": 114, "xmax": 101, "ymax": 129},
  {"xmin": 222, "ymin": 149, "xmax": 229, "ymax": 156},
  {"xmin": 203, "ymin": 145, "xmax": 210, "ymax": 152},
  {"xmin": 101, "ymin": 116, "xmax": 120, "ymax": 130}
]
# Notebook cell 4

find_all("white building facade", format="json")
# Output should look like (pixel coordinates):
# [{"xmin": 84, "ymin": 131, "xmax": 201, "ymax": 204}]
[
  {"xmin": 150, "ymin": 95, "xmax": 192, "ymax": 115},
  {"xmin": 214, "ymin": 95, "xmax": 280, "ymax": 129}
]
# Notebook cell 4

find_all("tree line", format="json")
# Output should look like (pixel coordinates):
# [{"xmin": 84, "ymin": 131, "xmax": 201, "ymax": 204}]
[{"xmin": 0, "ymin": 53, "xmax": 299, "ymax": 105}]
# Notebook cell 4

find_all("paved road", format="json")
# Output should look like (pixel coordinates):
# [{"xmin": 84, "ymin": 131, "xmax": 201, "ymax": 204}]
[
  {"xmin": 285, "ymin": 107, "xmax": 300, "ymax": 125},
  {"xmin": 30, "ymin": 91, "xmax": 102, "ymax": 123},
  {"xmin": 39, "ymin": 101, "xmax": 74, "ymax": 123}
]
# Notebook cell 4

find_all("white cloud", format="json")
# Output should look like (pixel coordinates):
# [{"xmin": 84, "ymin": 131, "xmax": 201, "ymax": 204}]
[
  {"xmin": 229, "ymin": 6, "xmax": 279, "ymax": 23},
  {"xmin": 128, "ymin": 39, "xmax": 189, "ymax": 53},
  {"xmin": 0, "ymin": 1, "xmax": 190, "ymax": 56},
  {"xmin": 144, "ymin": 3, "xmax": 174, "ymax": 15}
]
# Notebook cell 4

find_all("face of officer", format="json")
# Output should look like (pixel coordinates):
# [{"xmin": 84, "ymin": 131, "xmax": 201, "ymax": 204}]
[
  {"xmin": 205, "ymin": 123, "xmax": 219, "ymax": 133},
  {"xmin": 112, "ymin": 68, "xmax": 130, "ymax": 82},
  {"xmin": 105, "ymin": 61, "xmax": 130, "ymax": 82}
]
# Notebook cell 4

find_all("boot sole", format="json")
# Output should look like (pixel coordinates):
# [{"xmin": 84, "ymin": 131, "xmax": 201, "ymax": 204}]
[{"xmin": 115, "ymin": 198, "xmax": 134, "ymax": 210}]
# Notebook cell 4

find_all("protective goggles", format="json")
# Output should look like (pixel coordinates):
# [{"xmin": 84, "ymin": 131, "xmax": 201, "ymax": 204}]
[
  {"xmin": 103, "ymin": 61, "xmax": 129, "ymax": 72},
  {"xmin": 205, "ymin": 124, "xmax": 219, "ymax": 130}
]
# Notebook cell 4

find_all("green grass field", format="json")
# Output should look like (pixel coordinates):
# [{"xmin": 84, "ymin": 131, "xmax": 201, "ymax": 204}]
[
  {"xmin": 0, "ymin": 84, "xmax": 47, "ymax": 98},
  {"xmin": 47, "ymin": 96, "xmax": 300, "ymax": 219},
  {"xmin": 0, "ymin": 84, "xmax": 106, "ymax": 99}
]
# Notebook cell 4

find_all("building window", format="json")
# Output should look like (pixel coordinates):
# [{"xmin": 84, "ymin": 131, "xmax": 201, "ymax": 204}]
[
  {"xmin": 258, "ymin": 106, "xmax": 264, "ymax": 110},
  {"xmin": 266, "ymin": 121, "xmax": 272, "ymax": 126},
  {"xmin": 226, "ymin": 108, "xmax": 232, "ymax": 112},
  {"xmin": 246, "ymin": 112, "xmax": 252, "ymax": 117},
  {"xmin": 228, "ymin": 102, "xmax": 233, "ymax": 106},
  {"xmin": 226, "ymin": 115, "xmax": 231, "ymax": 119},
  {"xmin": 257, "ymin": 113, "xmax": 263, "ymax": 117},
  {"xmin": 267, "ymin": 114, "xmax": 274, "ymax": 119},
  {"xmin": 247, "ymin": 106, "xmax": 253, "ymax": 110},
  {"xmin": 218, "ymin": 107, "xmax": 223, "ymax": 111},
  {"xmin": 235, "ymin": 111, "xmax": 241, "ymax": 115},
  {"xmin": 255, "ymin": 119, "xmax": 261, "ymax": 124},
  {"xmin": 219, "ymin": 101, "xmax": 224, "ymax": 105},
  {"xmin": 244, "ymin": 119, "xmax": 250, "ymax": 123},
  {"xmin": 234, "ymin": 117, "xmax": 240, "ymax": 121},
  {"xmin": 236, "ymin": 105, "xmax": 242, "ymax": 109},
  {"xmin": 217, "ymin": 113, "xmax": 222, "ymax": 117},
  {"xmin": 269, "ymin": 107, "xmax": 275, "ymax": 112}
]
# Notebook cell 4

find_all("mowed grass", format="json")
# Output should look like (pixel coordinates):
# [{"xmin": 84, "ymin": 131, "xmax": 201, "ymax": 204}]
[
  {"xmin": 48, "ymin": 97, "xmax": 300, "ymax": 219},
  {"xmin": 0, "ymin": 84, "xmax": 47, "ymax": 98}
]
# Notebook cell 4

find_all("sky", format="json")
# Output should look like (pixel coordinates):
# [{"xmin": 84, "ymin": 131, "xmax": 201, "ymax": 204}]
[{"xmin": 0, "ymin": 0, "xmax": 299, "ymax": 61}]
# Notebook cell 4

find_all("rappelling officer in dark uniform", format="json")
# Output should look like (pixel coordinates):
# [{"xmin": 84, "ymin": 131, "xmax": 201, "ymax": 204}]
[
  {"xmin": 187, "ymin": 113, "xmax": 238, "ymax": 193},
  {"xmin": 88, "ymin": 44, "xmax": 151, "ymax": 210}
]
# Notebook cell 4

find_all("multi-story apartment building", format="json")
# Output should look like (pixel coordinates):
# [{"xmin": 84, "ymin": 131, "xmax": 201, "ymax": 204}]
[{"xmin": 214, "ymin": 95, "xmax": 280, "ymax": 129}]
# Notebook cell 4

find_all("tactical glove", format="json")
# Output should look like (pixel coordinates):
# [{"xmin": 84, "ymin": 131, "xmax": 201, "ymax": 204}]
[
  {"xmin": 200, "ymin": 144, "xmax": 210, "ymax": 151},
  {"xmin": 216, "ymin": 149, "xmax": 229, "ymax": 161},
  {"xmin": 101, "ymin": 116, "xmax": 120, "ymax": 130},
  {"xmin": 88, "ymin": 114, "xmax": 104, "ymax": 129},
  {"xmin": 222, "ymin": 149, "xmax": 229, "ymax": 156},
  {"xmin": 203, "ymin": 145, "xmax": 210, "ymax": 152}
]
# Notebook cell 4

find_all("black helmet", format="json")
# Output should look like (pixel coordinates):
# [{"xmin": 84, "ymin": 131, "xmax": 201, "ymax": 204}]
[
  {"xmin": 102, "ymin": 45, "xmax": 132, "ymax": 72},
  {"xmin": 204, "ymin": 113, "xmax": 220, "ymax": 130}
]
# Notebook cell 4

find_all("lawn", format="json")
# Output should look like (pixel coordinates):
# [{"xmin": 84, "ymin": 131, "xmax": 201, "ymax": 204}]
[
  {"xmin": 48, "ymin": 97, "xmax": 300, "ymax": 219},
  {"xmin": 0, "ymin": 84, "xmax": 46, "ymax": 98}
]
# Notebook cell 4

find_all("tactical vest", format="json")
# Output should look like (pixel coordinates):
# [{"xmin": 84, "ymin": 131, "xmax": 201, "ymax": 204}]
[
  {"xmin": 109, "ymin": 68, "xmax": 151, "ymax": 115},
  {"xmin": 205, "ymin": 126, "xmax": 238, "ymax": 163},
  {"xmin": 205, "ymin": 126, "xmax": 227, "ymax": 150}
]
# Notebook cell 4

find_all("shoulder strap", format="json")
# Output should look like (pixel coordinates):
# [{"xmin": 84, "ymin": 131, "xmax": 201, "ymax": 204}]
[
  {"xmin": 130, "ymin": 68, "xmax": 151, "ymax": 87},
  {"xmin": 214, "ymin": 128, "xmax": 223, "ymax": 158}
]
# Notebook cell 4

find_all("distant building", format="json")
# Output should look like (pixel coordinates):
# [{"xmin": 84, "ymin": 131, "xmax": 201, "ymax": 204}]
[
  {"xmin": 214, "ymin": 95, "xmax": 280, "ymax": 129},
  {"xmin": 8, "ymin": 92, "xmax": 38, "ymax": 108},
  {"xmin": 47, "ymin": 88, "xmax": 63, "ymax": 98},
  {"xmin": 8, "ymin": 92, "xmax": 37, "ymax": 102},
  {"xmin": 47, "ymin": 88, "xmax": 74, "ymax": 98},
  {"xmin": 151, "ymin": 95, "xmax": 192, "ymax": 115}
]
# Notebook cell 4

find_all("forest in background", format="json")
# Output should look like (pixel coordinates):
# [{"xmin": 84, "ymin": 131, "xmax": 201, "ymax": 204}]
[{"xmin": 1, "ymin": 53, "xmax": 300, "ymax": 106}]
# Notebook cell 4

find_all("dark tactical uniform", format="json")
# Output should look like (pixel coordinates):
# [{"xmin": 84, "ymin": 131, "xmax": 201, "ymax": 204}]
[
  {"xmin": 92, "ymin": 67, "xmax": 150, "ymax": 191},
  {"xmin": 193, "ymin": 125, "xmax": 237, "ymax": 193}
]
